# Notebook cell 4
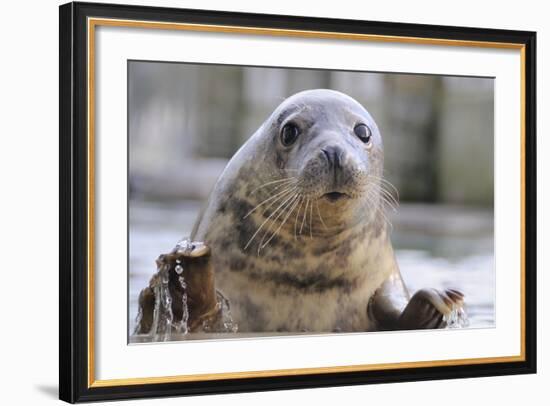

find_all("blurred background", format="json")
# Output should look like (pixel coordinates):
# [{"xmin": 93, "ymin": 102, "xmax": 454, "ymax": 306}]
[{"xmin": 128, "ymin": 61, "xmax": 495, "ymax": 335}]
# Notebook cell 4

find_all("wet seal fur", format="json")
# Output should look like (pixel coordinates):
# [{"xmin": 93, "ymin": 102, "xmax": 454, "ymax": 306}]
[{"xmin": 185, "ymin": 89, "xmax": 464, "ymax": 332}]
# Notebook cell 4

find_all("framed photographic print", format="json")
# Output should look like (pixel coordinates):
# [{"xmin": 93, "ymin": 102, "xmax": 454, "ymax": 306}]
[{"xmin": 59, "ymin": 1, "xmax": 537, "ymax": 403}]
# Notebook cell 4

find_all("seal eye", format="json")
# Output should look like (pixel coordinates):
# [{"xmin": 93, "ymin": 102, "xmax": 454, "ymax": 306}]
[
  {"xmin": 354, "ymin": 124, "xmax": 372, "ymax": 144},
  {"xmin": 280, "ymin": 123, "xmax": 300, "ymax": 147}
]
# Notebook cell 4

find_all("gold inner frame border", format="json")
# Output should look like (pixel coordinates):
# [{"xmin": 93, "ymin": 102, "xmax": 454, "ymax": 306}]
[{"xmin": 86, "ymin": 17, "xmax": 527, "ymax": 388}]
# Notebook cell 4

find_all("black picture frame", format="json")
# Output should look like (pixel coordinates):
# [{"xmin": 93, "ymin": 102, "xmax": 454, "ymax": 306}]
[{"xmin": 59, "ymin": 1, "xmax": 537, "ymax": 403}]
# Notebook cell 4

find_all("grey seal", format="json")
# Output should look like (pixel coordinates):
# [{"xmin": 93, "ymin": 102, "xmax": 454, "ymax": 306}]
[{"xmin": 136, "ymin": 89, "xmax": 464, "ymax": 335}]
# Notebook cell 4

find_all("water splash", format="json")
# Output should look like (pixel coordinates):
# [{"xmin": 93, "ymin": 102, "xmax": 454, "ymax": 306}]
[
  {"xmin": 220, "ymin": 294, "xmax": 239, "ymax": 333},
  {"xmin": 133, "ymin": 240, "xmax": 239, "ymax": 338},
  {"xmin": 149, "ymin": 265, "xmax": 174, "ymax": 341},
  {"xmin": 172, "ymin": 276, "xmax": 189, "ymax": 334},
  {"xmin": 133, "ymin": 308, "xmax": 143, "ymax": 336},
  {"xmin": 202, "ymin": 291, "xmax": 238, "ymax": 333},
  {"xmin": 445, "ymin": 306, "xmax": 469, "ymax": 329},
  {"xmin": 143, "ymin": 261, "xmax": 190, "ymax": 340}
]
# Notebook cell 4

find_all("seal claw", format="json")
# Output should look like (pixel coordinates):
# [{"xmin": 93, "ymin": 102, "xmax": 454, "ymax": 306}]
[{"xmin": 398, "ymin": 288, "xmax": 466, "ymax": 330}]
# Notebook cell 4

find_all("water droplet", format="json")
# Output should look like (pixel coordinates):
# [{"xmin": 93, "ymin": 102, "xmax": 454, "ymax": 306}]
[
  {"xmin": 176, "ymin": 238, "xmax": 191, "ymax": 252},
  {"xmin": 444, "ymin": 306, "xmax": 469, "ymax": 329},
  {"xmin": 172, "ymin": 276, "xmax": 189, "ymax": 334}
]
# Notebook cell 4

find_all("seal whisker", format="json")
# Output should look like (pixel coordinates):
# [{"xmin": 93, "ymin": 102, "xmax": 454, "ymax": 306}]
[
  {"xmin": 366, "ymin": 181, "xmax": 398, "ymax": 212},
  {"xmin": 364, "ymin": 188, "xmax": 377, "ymax": 213},
  {"xmin": 376, "ymin": 186, "xmax": 399, "ymax": 209},
  {"xmin": 366, "ymin": 188, "xmax": 393, "ymax": 229},
  {"xmin": 243, "ymin": 185, "xmax": 297, "ymax": 219},
  {"xmin": 244, "ymin": 190, "xmax": 298, "ymax": 251},
  {"xmin": 294, "ymin": 196, "xmax": 304, "ymax": 240},
  {"xmin": 260, "ymin": 193, "xmax": 301, "ymax": 251},
  {"xmin": 376, "ymin": 188, "xmax": 399, "ymax": 212},
  {"xmin": 369, "ymin": 179, "xmax": 398, "ymax": 203},
  {"xmin": 258, "ymin": 179, "xmax": 298, "ymax": 197},
  {"xmin": 362, "ymin": 189, "xmax": 375, "ymax": 214},
  {"xmin": 381, "ymin": 199, "xmax": 398, "ymax": 213},
  {"xmin": 257, "ymin": 193, "xmax": 299, "ymax": 254},
  {"xmin": 379, "ymin": 179, "xmax": 400, "ymax": 197},
  {"xmin": 309, "ymin": 199, "xmax": 314, "ymax": 238},
  {"xmin": 378, "ymin": 206, "xmax": 393, "ymax": 230},
  {"xmin": 249, "ymin": 177, "xmax": 296, "ymax": 195},
  {"xmin": 270, "ymin": 180, "xmax": 298, "ymax": 193},
  {"xmin": 369, "ymin": 175, "xmax": 400, "ymax": 202},
  {"xmin": 377, "ymin": 193, "xmax": 398, "ymax": 212},
  {"xmin": 299, "ymin": 199, "xmax": 310, "ymax": 236},
  {"xmin": 316, "ymin": 201, "xmax": 329, "ymax": 231}
]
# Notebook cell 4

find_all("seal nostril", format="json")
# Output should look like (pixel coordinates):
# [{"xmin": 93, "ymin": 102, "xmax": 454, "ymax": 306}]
[
  {"xmin": 322, "ymin": 148, "xmax": 331, "ymax": 162},
  {"xmin": 322, "ymin": 146, "xmax": 343, "ymax": 169}
]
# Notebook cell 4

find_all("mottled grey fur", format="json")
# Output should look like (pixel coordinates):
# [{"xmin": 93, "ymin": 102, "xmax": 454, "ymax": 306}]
[{"xmin": 190, "ymin": 89, "xmax": 461, "ymax": 332}]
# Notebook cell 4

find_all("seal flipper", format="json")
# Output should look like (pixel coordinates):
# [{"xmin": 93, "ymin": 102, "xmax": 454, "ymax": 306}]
[
  {"xmin": 134, "ymin": 240, "xmax": 219, "ymax": 334},
  {"xmin": 368, "ymin": 271, "xmax": 410, "ymax": 330},
  {"xmin": 368, "ymin": 269, "xmax": 465, "ymax": 331},
  {"xmin": 397, "ymin": 288, "xmax": 465, "ymax": 330},
  {"xmin": 136, "ymin": 286, "xmax": 155, "ymax": 334}
]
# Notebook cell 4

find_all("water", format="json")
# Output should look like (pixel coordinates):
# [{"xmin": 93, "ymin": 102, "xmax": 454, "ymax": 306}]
[
  {"xmin": 133, "ymin": 236, "xmax": 239, "ymax": 340},
  {"xmin": 128, "ymin": 200, "xmax": 494, "ymax": 341}
]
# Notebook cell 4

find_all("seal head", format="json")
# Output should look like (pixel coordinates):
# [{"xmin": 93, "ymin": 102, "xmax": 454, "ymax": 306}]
[
  {"xmin": 194, "ymin": 89, "xmax": 387, "ymax": 243},
  {"xmin": 267, "ymin": 89, "xmax": 384, "ymax": 233}
]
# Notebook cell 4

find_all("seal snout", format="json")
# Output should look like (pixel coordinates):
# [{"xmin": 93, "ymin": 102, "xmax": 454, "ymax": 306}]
[
  {"xmin": 321, "ymin": 145, "xmax": 345, "ymax": 170},
  {"xmin": 319, "ymin": 145, "xmax": 352, "ymax": 200}
]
